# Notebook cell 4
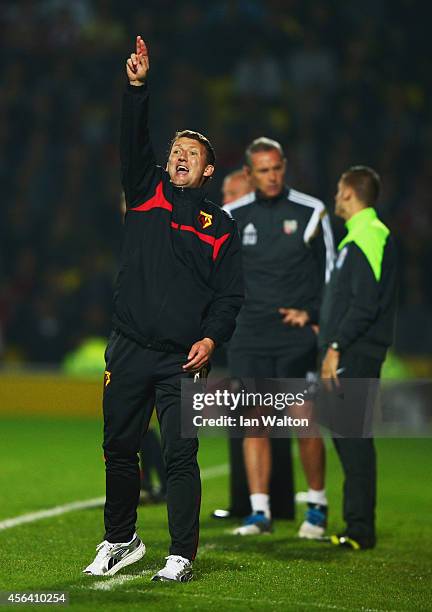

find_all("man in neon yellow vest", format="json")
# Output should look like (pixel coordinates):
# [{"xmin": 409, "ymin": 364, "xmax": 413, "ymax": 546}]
[{"xmin": 319, "ymin": 166, "xmax": 397, "ymax": 549}]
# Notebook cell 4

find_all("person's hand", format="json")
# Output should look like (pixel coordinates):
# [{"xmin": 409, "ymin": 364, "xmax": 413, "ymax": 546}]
[
  {"xmin": 279, "ymin": 308, "xmax": 310, "ymax": 327},
  {"xmin": 321, "ymin": 347, "xmax": 340, "ymax": 389},
  {"xmin": 183, "ymin": 338, "xmax": 215, "ymax": 372},
  {"xmin": 126, "ymin": 35, "xmax": 149, "ymax": 86}
]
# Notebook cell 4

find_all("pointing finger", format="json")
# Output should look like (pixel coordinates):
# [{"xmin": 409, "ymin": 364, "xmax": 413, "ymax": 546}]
[{"xmin": 139, "ymin": 37, "xmax": 148, "ymax": 56}]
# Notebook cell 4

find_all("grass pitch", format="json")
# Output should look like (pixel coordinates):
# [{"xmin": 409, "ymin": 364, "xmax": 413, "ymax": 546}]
[{"xmin": 0, "ymin": 417, "xmax": 431, "ymax": 611}]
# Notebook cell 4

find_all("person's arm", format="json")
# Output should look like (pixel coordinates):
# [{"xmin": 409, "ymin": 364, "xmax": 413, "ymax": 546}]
[
  {"xmin": 183, "ymin": 220, "xmax": 244, "ymax": 371},
  {"xmin": 305, "ymin": 210, "xmax": 335, "ymax": 323},
  {"xmin": 331, "ymin": 244, "xmax": 380, "ymax": 350},
  {"xmin": 121, "ymin": 36, "xmax": 159, "ymax": 208},
  {"xmin": 279, "ymin": 208, "xmax": 335, "ymax": 327},
  {"xmin": 202, "ymin": 223, "xmax": 244, "ymax": 344},
  {"xmin": 321, "ymin": 244, "xmax": 380, "ymax": 383}
]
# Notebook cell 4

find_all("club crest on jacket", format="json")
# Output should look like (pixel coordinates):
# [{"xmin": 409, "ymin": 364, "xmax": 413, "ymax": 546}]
[
  {"xmin": 283, "ymin": 219, "xmax": 298, "ymax": 235},
  {"xmin": 198, "ymin": 210, "xmax": 213, "ymax": 229},
  {"xmin": 242, "ymin": 222, "xmax": 257, "ymax": 246}
]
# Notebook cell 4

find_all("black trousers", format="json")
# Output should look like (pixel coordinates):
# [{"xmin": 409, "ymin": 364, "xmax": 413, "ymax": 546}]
[
  {"xmin": 227, "ymin": 343, "xmax": 317, "ymax": 519},
  {"xmin": 332, "ymin": 350, "xmax": 382, "ymax": 545},
  {"xmin": 102, "ymin": 331, "xmax": 200, "ymax": 560}
]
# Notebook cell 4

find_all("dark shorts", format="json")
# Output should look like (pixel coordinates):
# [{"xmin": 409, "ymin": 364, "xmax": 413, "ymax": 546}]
[
  {"xmin": 227, "ymin": 345, "xmax": 317, "ymax": 379},
  {"xmin": 227, "ymin": 344, "xmax": 317, "ymax": 436}
]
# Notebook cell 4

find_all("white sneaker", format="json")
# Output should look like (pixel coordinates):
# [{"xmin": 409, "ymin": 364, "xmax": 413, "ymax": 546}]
[
  {"xmin": 232, "ymin": 511, "xmax": 273, "ymax": 536},
  {"xmin": 298, "ymin": 503, "xmax": 328, "ymax": 540},
  {"xmin": 298, "ymin": 521, "xmax": 326, "ymax": 539},
  {"xmin": 83, "ymin": 534, "xmax": 145, "ymax": 576},
  {"xmin": 151, "ymin": 555, "xmax": 193, "ymax": 582}
]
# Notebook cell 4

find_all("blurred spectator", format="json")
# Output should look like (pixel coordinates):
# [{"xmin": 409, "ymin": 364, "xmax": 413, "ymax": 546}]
[
  {"xmin": 222, "ymin": 169, "xmax": 252, "ymax": 205},
  {"xmin": 0, "ymin": 1, "xmax": 430, "ymax": 364},
  {"xmin": 233, "ymin": 45, "xmax": 283, "ymax": 99},
  {"xmin": 287, "ymin": 32, "xmax": 336, "ymax": 94}
]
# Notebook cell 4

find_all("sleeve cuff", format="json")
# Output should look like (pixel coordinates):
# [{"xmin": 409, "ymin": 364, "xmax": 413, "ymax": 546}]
[
  {"xmin": 202, "ymin": 328, "xmax": 223, "ymax": 348},
  {"xmin": 306, "ymin": 307, "xmax": 319, "ymax": 325},
  {"xmin": 127, "ymin": 81, "xmax": 148, "ymax": 93},
  {"xmin": 330, "ymin": 337, "xmax": 348, "ymax": 352}
]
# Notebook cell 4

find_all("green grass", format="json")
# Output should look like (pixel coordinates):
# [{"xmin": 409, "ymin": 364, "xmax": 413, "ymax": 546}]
[{"xmin": 0, "ymin": 417, "xmax": 431, "ymax": 611}]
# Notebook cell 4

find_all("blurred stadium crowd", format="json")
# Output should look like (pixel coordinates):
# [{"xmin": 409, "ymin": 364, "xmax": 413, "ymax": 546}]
[{"xmin": 0, "ymin": 0, "xmax": 430, "ymax": 364}]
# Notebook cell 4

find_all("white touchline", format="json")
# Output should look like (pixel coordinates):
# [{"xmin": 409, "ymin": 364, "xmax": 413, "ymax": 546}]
[
  {"xmin": 90, "ymin": 571, "xmax": 154, "ymax": 591},
  {"xmin": 0, "ymin": 497, "xmax": 106, "ymax": 531},
  {"xmin": 0, "ymin": 463, "xmax": 229, "ymax": 531}
]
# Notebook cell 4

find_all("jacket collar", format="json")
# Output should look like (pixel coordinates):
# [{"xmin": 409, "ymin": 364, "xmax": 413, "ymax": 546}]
[
  {"xmin": 256, "ymin": 186, "xmax": 289, "ymax": 203},
  {"xmin": 172, "ymin": 183, "xmax": 208, "ymax": 203},
  {"xmin": 345, "ymin": 206, "xmax": 377, "ymax": 233}
]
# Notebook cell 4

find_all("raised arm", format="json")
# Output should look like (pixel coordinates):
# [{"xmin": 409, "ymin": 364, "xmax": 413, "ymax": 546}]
[{"xmin": 121, "ymin": 36, "xmax": 159, "ymax": 208}]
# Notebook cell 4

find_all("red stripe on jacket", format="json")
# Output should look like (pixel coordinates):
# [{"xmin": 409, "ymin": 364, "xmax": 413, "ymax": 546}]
[
  {"xmin": 171, "ymin": 222, "xmax": 230, "ymax": 261},
  {"xmin": 130, "ymin": 181, "xmax": 173, "ymax": 212},
  {"xmin": 130, "ymin": 181, "xmax": 230, "ymax": 260}
]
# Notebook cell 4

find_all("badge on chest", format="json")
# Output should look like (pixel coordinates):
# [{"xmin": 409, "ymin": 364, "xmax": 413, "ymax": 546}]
[
  {"xmin": 283, "ymin": 219, "xmax": 298, "ymax": 235},
  {"xmin": 242, "ymin": 222, "xmax": 257, "ymax": 246},
  {"xmin": 198, "ymin": 210, "xmax": 213, "ymax": 229}
]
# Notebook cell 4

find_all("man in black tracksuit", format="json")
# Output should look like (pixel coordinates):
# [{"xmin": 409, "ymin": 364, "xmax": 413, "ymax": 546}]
[
  {"xmin": 320, "ymin": 166, "xmax": 397, "ymax": 550},
  {"xmin": 83, "ymin": 37, "xmax": 243, "ymax": 581},
  {"xmin": 225, "ymin": 137, "xmax": 335, "ymax": 537}
]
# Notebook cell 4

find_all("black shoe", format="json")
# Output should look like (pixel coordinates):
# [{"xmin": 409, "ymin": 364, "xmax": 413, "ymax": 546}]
[{"xmin": 330, "ymin": 533, "xmax": 375, "ymax": 550}]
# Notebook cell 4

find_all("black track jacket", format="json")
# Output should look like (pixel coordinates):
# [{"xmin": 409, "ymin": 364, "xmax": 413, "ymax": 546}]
[
  {"xmin": 112, "ymin": 83, "xmax": 244, "ymax": 353},
  {"xmin": 319, "ymin": 207, "xmax": 397, "ymax": 361},
  {"xmin": 225, "ymin": 188, "xmax": 335, "ymax": 349}
]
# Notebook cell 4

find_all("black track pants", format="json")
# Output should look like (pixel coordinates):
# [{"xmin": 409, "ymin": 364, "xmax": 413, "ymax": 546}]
[
  {"xmin": 102, "ymin": 331, "xmax": 200, "ymax": 560},
  {"xmin": 331, "ymin": 350, "xmax": 382, "ymax": 545}
]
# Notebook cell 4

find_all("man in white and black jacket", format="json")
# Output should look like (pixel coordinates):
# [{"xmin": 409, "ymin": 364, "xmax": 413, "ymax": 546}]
[{"xmin": 225, "ymin": 137, "xmax": 335, "ymax": 538}]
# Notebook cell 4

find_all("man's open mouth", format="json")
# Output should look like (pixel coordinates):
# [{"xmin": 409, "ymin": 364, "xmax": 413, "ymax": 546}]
[{"xmin": 176, "ymin": 165, "xmax": 189, "ymax": 176}]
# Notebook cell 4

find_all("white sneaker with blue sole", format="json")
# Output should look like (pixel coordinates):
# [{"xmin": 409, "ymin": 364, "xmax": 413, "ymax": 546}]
[
  {"xmin": 298, "ymin": 503, "xmax": 328, "ymax": 539},
  {"xmin": 232, "ymin": 511, "xmax": 272, "ymax": 535}
]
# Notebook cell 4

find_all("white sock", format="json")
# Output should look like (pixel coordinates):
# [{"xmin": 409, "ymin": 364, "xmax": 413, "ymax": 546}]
[
  {"xmin": 308, "ymin": 488, "xmax": 327, "ymax": 506},
  {"xmin": 250, "ymin": 493, "xmax": 271, "ymax": 519}
]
